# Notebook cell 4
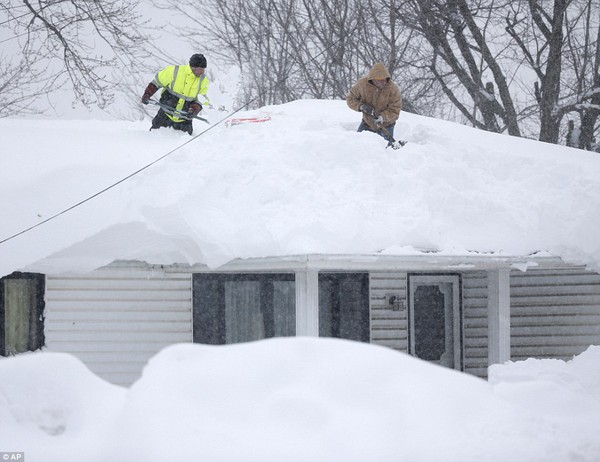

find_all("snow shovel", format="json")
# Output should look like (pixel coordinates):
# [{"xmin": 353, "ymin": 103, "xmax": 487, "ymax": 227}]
[
  {"xmin": 147, "ymin": 99, "xmax": 210, "ymax": 124},
  {"xmin": 364, "ymin": 108, "xmax": 407, "ymax": 150},
  {"xmin": 379, "ymin": 125, "xmax": 407, "ymax": 150}
]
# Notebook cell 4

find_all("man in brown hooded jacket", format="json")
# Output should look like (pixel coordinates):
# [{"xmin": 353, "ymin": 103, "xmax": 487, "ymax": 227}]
[{"xmin": 347, "ymin": 63, "xmax": 402, "ymax": 145}]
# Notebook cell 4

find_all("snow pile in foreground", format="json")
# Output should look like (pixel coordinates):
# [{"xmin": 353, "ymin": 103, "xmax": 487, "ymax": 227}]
[
  {"xmin": 1, "ymin": 99, "xmax": 600, "ymax": 277},
  {"xmin": 0, "ymin": 352, "xmax": 125, "ymax": 460},
  {"xmin": 1, "ymin": 338, "xmax": 599, "ymax": 462},
  {"xmin": 489, "ymin": 345, "xmax": 600, "ymax": 438}
]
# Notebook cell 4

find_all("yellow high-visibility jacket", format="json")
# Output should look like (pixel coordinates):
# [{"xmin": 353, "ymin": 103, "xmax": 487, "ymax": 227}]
[{"xmin": 152, "ymin": 64, "xmax": 210, "ymax": 122}]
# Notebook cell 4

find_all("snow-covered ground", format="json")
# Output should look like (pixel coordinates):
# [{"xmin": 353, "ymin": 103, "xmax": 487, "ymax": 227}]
[
  {"xmin": 1, "ymin": 100, "xmax": 600, "ymax": 277},
  {"xmin": 2, "ymin": 99, "xmax": 600, "ymax": 461},
  {"xmin": 1, "ymin": 338, "xmax": 599, "ymax": 462}
]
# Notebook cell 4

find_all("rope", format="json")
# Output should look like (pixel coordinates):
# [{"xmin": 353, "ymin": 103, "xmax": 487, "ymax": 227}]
[
  {"xmin": 0, "ymin": 29, "xmax": 352, "ymax": 245},
  {"xmin": 0, "ymin": 103, "xmax": 252, "ymax": 245}
]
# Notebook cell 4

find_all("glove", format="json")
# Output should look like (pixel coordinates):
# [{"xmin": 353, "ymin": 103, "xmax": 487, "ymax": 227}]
[
  {"xmin": 375, "ymin": 115, "xmax": 384, "ymax": 126},
  {"xmin": 141, "ymin": 83, "xmax": 158, "ymax": 105},
  {"xmin": 359, "ymin": 103, "xmax": 375, "ymax": 117},
  {"xmin": 187, "ymin": 102, "xmax": 202, "ymax": 117}
]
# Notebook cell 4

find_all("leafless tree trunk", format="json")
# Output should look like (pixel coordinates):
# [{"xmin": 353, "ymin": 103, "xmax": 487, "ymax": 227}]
[
  {"xmin": 507, "ymin": 0, "xmax": 599, "ymax": 149},
  {"xmin": 537, "ymin": 1, "xmax": 569, "ymax": 143},
  {"xmin": 559, "ymin": 0, "xmax": 600, "ymax": 150},
  {"xmin": 506, "ymin": 0, "xmax": 570, "ymax": 143}
]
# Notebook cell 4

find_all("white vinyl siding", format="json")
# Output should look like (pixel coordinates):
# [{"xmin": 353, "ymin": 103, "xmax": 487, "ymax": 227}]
[
  {"xmin": 463, "ymin": 272, "xmax": 488, "ymax": 378},
  {"xmin": 45, "ymin": 266, "xmax": 192, "ymax": 386},
  {"xmin": 369, "ymin": 271, "xmax": 490, "ymax": 378},
  {"xmin": 510, "ymin": 266, "xmax": 600, "ymax": 361},
  {"xmin": 369, "ymin": 272, "xmax": 408, "ymax": 352},
  {"xmin": 41, "ymin": 260, "xmax": 600, "ymax": 387}
]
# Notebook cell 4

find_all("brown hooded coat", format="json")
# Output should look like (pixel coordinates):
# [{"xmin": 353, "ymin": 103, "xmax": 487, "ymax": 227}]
[{"xmin": 346, "ymin": 63, "xmax": 402, "ymax": 132}]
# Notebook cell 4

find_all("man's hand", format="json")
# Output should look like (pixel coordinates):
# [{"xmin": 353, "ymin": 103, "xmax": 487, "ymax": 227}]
[
  {"xmin": 375, "ymin": 115, "xmax": 384, "ymax": 126},
  {"xmin": 359, "ymin": 103, "xmax": 375, "ymax": 117},
  {"xmin": 187, "ymin": 102, "xmax": 202, "ymax": 117},
  {"xmin": 141, "ymin": 83, "xmax": 158, "ymax": 105}
]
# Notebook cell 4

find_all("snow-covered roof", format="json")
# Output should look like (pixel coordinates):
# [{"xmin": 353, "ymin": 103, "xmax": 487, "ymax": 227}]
[{"xmin": 1, "ymin": 99, "xmax": 599, "ymax": 277}]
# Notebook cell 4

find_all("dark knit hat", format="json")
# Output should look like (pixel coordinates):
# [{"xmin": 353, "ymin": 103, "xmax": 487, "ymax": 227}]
[{"xmin": 189, "ymin": 53, "xmax": 207, "ymax": 68}]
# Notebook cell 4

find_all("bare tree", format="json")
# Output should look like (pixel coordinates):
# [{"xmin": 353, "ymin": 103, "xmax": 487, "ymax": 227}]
[
  {"xmin": 153, "ymin": 0, "xmax": 599, "ymax": 150},
  {"xmin": 506, "ymin": 0, "xmax": 599, "ymax": 149},
  {"xmin": 505, "ymin": 0, "xmax": 571, "ymax": 143},
  {"xmin": 394, "ymin": 0, "xmax": 522, "ymax": 135},
  {"xmin": 157, "ymin": 0, "xmax": 302, "ymax": 108},
  {"xmin": 0, "ymin": 0, "xmax": 151, "ymax": 115},
  {"xmin": 160, "ymin": 0, "xmax": 420, "ymax": 109},
  {"xmin": 0, "ymin": 53, "xmax": 55, "ymax": 117},
  {"xmin": 559, "ymin": 0, "xmax": 600, "ymax": 151},
  {"xmin": 297, "ymin": 0, "xmax": 362, "ymax": 99}
]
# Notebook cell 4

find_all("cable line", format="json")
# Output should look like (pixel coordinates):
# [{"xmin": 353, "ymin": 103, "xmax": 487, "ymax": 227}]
[
  {"xmin": 0, "ymin": 31, "xmax": 352, "ymax": 245},
  {"xmin": 0, "ymin": 104, "xmax": 250, "ymax": 245},
  {"xmin": 0, "ymin": 30, "xmax": 29, "ymax": 44},
  {"xmin": 0, "ymin": 11, "xmax": 30, "ymax": 26}
]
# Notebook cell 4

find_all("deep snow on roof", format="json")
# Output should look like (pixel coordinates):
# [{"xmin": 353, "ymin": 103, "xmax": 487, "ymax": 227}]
[{"xmin": 1, "ymin": 99, "xmax": 600, "ymax": 277}]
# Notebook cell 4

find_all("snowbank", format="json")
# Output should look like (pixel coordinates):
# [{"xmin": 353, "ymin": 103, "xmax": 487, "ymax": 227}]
[
  {"xmin": 0, "ymin": 352, "xmax": 125, "ymax": 460},
  {"xmin": 1, "ymin": 338, "xmax": 599, "ymax": 461},
  {"xmin": 1, "ymin": 100, "xmax": 600, "ymax": 277}
]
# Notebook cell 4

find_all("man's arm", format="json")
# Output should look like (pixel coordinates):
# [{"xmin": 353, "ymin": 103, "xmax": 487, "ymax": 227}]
[{"xmin": 346, "ymin": 82, "xmax": 363, "ymax": 112}]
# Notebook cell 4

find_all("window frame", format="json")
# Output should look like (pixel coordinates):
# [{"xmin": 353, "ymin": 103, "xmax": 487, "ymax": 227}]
[
  {"xmin": 407, "ymin": 273, "xmax": 463, "ymax": 370},
  {"xmin": 192, "ymin": 272, "xmax": 296, "ymax": 345},
  {"xmin": 0, "ymin": 272, "xmax": 46, "ymax": 356},
  {"xmin": 318, "ymin": 272, "xmax": 370, "ymax": 343}
]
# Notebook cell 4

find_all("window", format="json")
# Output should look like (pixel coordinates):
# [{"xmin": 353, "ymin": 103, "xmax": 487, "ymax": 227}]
[
  {"xmin": 318, "ymin": 273, "xmax": 370, "ymax": 342},
  {"xmin": 192, "ymin": 273, "xmax": 295, "ymax": 344},
  {"xmin": 413, "ymin": 285, "xmax": 446, "ymax": 360},
  {"xmin": 408, "ymin": 274, "xmax": 462, "ymax": 369},
  {"xmin": 0, "ymin": 272, "xmax": 45, "ymax": 356}
]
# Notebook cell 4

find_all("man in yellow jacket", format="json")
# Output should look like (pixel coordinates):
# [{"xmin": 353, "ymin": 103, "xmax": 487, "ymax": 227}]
[
  {"xmin": 141, "ymin": 53, "xmax": 210, "ymax": 135},
  {"xmin": 347, "ymin": 63, "xmax": 402, "ymax": 145}
]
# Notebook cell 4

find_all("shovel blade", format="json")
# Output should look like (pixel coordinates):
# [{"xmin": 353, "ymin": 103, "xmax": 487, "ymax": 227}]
[{"xmin": 388, "ymin": 140, "xmax": 407, "ymax": 150}]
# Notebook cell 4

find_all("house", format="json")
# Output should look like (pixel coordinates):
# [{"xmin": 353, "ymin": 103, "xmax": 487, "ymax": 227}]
[
  {"xmin": 2, "ymin": 253, "xmax": 600, "ymax": 386},
  {"xmin": 1, "ymin": 102, "xmax": 599, "ymax": 386}
]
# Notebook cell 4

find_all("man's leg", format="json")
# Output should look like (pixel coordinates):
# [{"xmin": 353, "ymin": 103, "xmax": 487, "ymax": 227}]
[
  {"xmin": 151, "ymin": 109, "xmax": 173, "ymax": 130},
  {"xmin": 173, "ymin": 120, "xmax": 193, "ymax": 135},
  {"xmin": 358, "ymin": 120, "xmax": 397, "ymax": 146},
  {"xmin": 378, "ymin": 123, "xmax": 396, "ymax": 145},
  {"xmin": 357, "ymin": 120, "xmax": 372, "ymax": 133}
]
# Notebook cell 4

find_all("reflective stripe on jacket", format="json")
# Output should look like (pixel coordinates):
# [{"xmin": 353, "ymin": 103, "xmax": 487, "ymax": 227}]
[{"xmin": 152, "ymin": 64, "xmax": 209, "ymax": 122}]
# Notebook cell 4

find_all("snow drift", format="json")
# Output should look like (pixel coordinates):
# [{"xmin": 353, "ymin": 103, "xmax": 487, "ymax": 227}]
[{"xmin": 1, "ymin": 338, "xmax": 599, "ymax": 462}]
